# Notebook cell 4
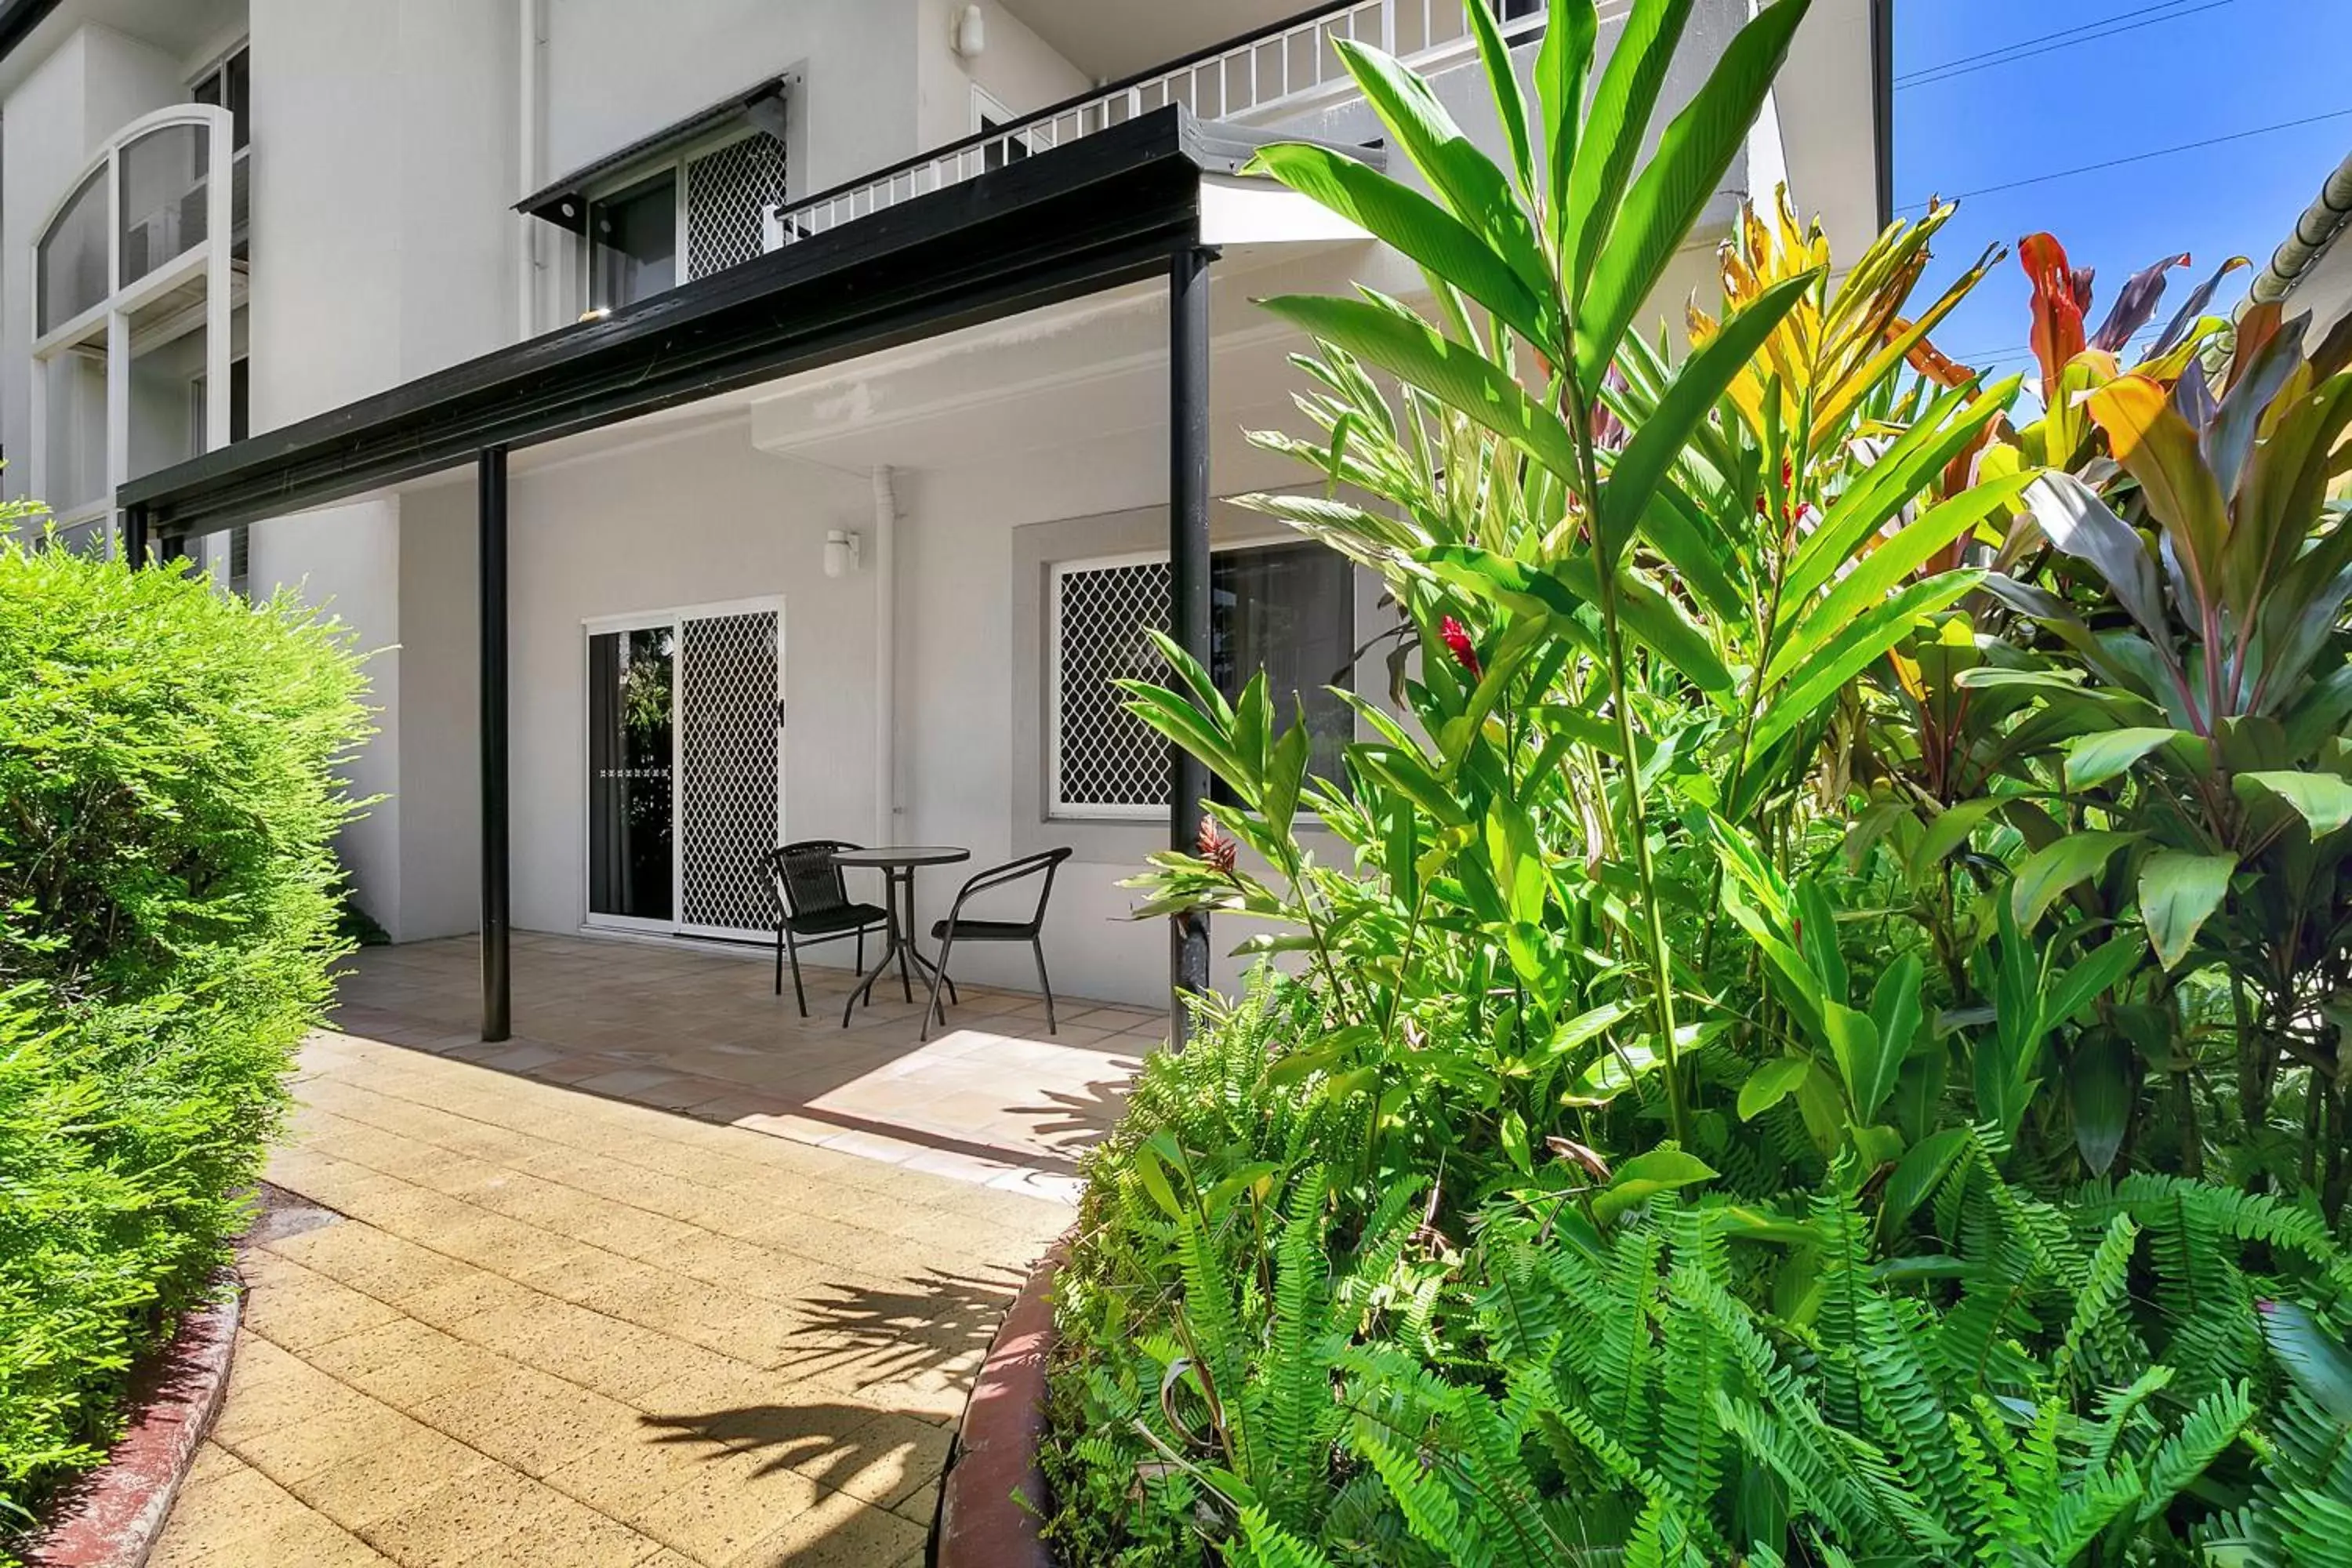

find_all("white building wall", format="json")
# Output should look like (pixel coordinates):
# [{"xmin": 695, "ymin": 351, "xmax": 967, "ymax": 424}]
[
  {"xmin": 243, "ymin": 0, "xmax": 515, "ymax": 937},
  {"xmin": 913, "ymin": 0, "xmax": 1089, "ymax": 147},
  {"xmin": 543, "ymin": 0, "xmax": 923, "ymax": 201}
]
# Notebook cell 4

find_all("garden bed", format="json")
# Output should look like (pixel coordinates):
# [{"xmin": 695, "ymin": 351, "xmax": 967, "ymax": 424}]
[
  {"xmin": 935, "ymin": 1240, "xmax": 1066, "ymax": 1568},
  {"xmin": 17, "ymin": 1276, "xmax": 241, "ymax": 1568}
]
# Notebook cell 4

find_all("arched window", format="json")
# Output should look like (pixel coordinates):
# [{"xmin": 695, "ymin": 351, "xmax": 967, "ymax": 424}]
[{"xmin": 27, "ymin": 104, "xmax": 237, "ymax": 556}]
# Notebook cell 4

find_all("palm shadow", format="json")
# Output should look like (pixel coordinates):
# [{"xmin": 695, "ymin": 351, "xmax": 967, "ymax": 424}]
[
  {"xmin": 1001, "ymin": 1070, "xmax": 1138, "ymax": 1152},
  {"xmin": 781, "ymin": 1266, "xmax": 1024, "ymax": 1392}
]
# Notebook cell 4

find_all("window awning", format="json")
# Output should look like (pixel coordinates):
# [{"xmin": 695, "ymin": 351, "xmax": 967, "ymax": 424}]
[{"xmin": 517, "ymin": 74, "xmax": 789, "ymax": 233}]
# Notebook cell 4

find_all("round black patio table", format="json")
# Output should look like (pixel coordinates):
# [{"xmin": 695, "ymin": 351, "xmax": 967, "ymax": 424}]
[{"xmin": 832, "ymin": 845, "xmax": 971, "ymax": 1026}]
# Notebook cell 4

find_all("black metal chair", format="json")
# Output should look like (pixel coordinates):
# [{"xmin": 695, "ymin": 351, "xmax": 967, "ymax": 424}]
[
  {"xmin": 768, "ymin": 840, "xmax": 888, "ymax": 1018},
  {"xmin": 920, "ymin": 848, "xmax": 1073, "ymax": 1041}
]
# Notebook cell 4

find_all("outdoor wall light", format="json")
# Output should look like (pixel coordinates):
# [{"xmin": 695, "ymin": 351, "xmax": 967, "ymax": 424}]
[
  {"xmin": 824, "ymin": 529, "xmax": 862, "ymax": 579},
  {"xmin": 952, "ymin": 4, "xmax": 985, "ymax": 60}
]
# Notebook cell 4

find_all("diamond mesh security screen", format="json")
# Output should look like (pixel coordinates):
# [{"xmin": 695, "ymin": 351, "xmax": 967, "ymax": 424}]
[
  {"xmin": 1054, "ymin": 560, "xmax": 1172, "ymax": 815},
  {"xmin": 678, "ymin": 611, "xmax": 780, "ymax": 936},
  {"xmin": 685, "ymin": 132, "xmax": 787, "ymax": 280}
]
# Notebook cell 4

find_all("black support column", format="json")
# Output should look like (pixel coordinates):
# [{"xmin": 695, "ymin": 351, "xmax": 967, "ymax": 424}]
[
  {"xmin": 1167, "ymin": 245, "xmax": 1213, "ymax": 1047},
  {"xmin": 478, "ymin": 447, "xmax": 512, "ymax": 1043},
  {"xmin": 121, "ymin": 506, "xmax": 150, "ymax": 567}
]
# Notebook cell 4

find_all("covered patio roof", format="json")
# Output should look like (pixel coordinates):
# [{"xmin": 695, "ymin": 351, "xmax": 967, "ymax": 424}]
[
  {"xmin": 117, "ymin": 104, "xmax": 1334, "ymax": 1047},
  {"xmin": 121, "ymin": 107, "xmax": 1278, "ymax": 542}
]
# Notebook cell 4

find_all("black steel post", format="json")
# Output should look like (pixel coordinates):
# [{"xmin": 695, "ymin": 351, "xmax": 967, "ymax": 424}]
[
  {"xmin": 1167, "ymin": 245, "xmax": 1213, "ymax": 1047},
  {"xmin": 121, "ymin": 506, "xmax": 149, "ymax": 567},
  {"xmin": 478, "ymin": 446, "xmax": 512, "ymax": 1043}
]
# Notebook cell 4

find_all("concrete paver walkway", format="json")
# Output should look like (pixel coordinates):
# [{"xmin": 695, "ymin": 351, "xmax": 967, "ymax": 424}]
[{"xmin": 150, "ymin": 1025, "xmax": 1071, "ymax": 1566}]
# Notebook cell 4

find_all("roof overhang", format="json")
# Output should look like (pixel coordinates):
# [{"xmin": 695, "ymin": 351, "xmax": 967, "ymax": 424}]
[
  {"xmin": 125, "ymin": 107, "xmax": 1295, "ymax": 542},
  {"xmin": 517, "ymin": 74, "xmax": 790, "ymax": 234}
]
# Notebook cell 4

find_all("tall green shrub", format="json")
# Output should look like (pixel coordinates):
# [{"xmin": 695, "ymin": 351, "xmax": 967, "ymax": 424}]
[{"xmin": 0, "ymin": 533, "xmax": 369, "ymax": 1536}]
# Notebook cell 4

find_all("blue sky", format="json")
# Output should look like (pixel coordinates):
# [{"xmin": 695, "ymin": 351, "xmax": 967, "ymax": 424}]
[{"xmin": 1893, "ymin": 0, "xmax": 2352, "ymax": 382}]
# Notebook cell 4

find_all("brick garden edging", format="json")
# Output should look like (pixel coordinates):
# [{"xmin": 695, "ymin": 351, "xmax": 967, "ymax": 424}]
[
  {"xmin": 21, "ymin": 1272, "xmax": 243, "ymax": 1568},
  {"xmin": 933, "ymin": 1236, "xmax": 1070, "ymax": 1568}
]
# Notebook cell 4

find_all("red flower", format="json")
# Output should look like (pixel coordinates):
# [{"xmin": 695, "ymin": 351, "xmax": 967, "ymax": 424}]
[
  {"xmin": 1439, "ymin": 616, "xmax": 1482, "ymax": 681},
  {"xmin": 1196, "ymin": 816, "xmax": 1238, "ymax": 875}
]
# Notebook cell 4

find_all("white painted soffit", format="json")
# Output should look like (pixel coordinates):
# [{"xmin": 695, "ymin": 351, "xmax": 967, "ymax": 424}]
[{"xmin": 1197, "ymin": 173, "xmax": 1372, "ymax": 248}]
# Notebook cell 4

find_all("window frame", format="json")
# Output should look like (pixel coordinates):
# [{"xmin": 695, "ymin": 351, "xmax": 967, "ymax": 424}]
[
  {"xmin": 1044, "ymin": 538, "xmax": 1356, "ymax": 822},
  {"xmin": 576, "ymin": 122, "xmax": 787, "ymax": 310}
]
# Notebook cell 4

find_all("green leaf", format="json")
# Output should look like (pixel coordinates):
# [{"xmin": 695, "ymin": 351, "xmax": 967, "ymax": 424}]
[
  {"xmin": 2063, "ymin": 727, "xmax": 2191, "ymax": 789},
  {"xmin": 1562, "ymin": 0, "xmax": 1693, "ymax": 292},
  {"xmin": 1262, "ymin": 712, "xmax": 1311, "ymax": 844},
  {"xmin": 1134, "ymin": 1142, "xmax": 1186, "ymax": 1220},
  {"xmin": 1749, "ymin": 572, "xmax": 1984, "ymax": 754},
  {"xmin": 1465, "ymin": 0, "xmax": 1535, "ymax": 201},
  {"xmin": 1766, "ymin": 470, "xmax": 2039, "ymax": 685},
  {"xmin": 2068, "ymin": 1033, "xmax": 2132, "ymax": 1176},
  {"xmin": 1865, "ymin": 953, "xmax": 1926, "ymax": 1117},
  {"xmin": 1261, "ymin": 293, "xmax": 1582, "ymax": 481},
  {"xmin": 1537, "ymin": 999, "xmax": 1632, "ymax": 1062},
  {"xmin": 1592, "ymin": 1149, "xmax": 1717, "ymax": 1224},
  {"xmin": 1879, "ymin": 1127, "xmax": 1969, "ymax": 1235},
  {"xmin": 1907, "ymin": 797, "xmax": 2002, "ymax": 880},
  {"xmin": 1821, "ymin": 1001, "xmax": 1893, "ymax": 1125},
  {"xmin": 2045, "ymin": 935, "xmax": 2146, "ymax": 1025},
  {"xmin": 1599, "ymin": 270, "xmax": 1819, "ymax": 567},
  {"xmin": 1575, "ymin": 0, "xmax": 1813, "ymax": 396},
  {"xmin": 2260, "ymin": 1299, "xmax": 2352, "ymax": 1425},
  {"xmin": 1739, "ymin": 1056, "xmax": 1813, "ymax": 1120},
  {"xmin": 2009, "ymin": 831, "xmax": 2137, "ymax": 929},
  {"xmin": 1499, "ymin": 1108, "xmax": 1534, "ymax": 1176},
  {"xmin": 1551, "ymin": 555, "xmax": 1737, "ymax": 693},
  {"xmin": 2137, "ymin": 849, "xmax": 2236, "ymax": 971},
  {"xmin": 1331, "ymin": 38, "xmax": 1553, "ymax": 322},
  {"xmin": 2237, "ymin": 768, "xmax": 2352, "ymax": 836},
  {"xmin": 1536, "ymin": 0, "xmax": 1598, "ymax": 251},
  {"xmin": 1247, "ymin": 143, "xmax": 1553, "ymax": 354}
]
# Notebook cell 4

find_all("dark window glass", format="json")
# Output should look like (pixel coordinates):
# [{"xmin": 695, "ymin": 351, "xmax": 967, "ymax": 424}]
[
  {"xmin": 229, "ymin": 356, "xmax": 249, "ymax": 442},
  {"xmin": 981, "ymin": 114, "xmax": 1031, "ymax": 172},
  {"xmin": 589, "ymin": 172, "xmax": 677, "ymax": 310},
  {"xmin": 1210, "ymin": 543, "xmax": 1355, "ymax": 798},
  {"xmin": 224, "ymin": 48, "xmax": 250, "ymax": 151},
  {"xmin": 587, "ymin": 627, "xmax": 675, "ymax": 921},
  {"xmin": 38, "ymin": 168, "xmax": 108, "ymax": 332}
]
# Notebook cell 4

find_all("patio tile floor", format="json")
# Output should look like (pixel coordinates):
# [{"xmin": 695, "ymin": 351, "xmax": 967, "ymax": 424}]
[{"xmin": 151, "ymin": 931, "xmax": 1145, "ymax": 1566}]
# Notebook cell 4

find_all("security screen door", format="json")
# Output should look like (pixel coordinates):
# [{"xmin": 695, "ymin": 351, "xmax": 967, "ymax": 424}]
[{"xmin": 586, "ymin": 600, "xmax": 783, "ymax": 942}]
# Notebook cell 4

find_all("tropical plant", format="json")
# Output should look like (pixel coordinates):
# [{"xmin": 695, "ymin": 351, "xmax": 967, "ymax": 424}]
[{"xmin": 1047, "ymin": 0, "xmax": 2352, "ymax": 1561}]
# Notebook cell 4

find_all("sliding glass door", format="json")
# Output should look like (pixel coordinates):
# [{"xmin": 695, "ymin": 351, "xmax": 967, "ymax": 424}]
[
  {"xmin": 585, "ymin": 600, "xmax": 782, "ymax": 941},
  {"xmin": 587, "ymin": 623, "xmax": 677, "ymax": 927}
]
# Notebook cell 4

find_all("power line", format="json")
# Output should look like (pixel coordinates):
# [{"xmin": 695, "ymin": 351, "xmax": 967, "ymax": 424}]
[
  {"xmin": 1899, "ymin": 106, "xmax": 2352, "ymax": 210},
  {"xmin": 1897, "ymin": 0, "xmax": 2236, "ymax": 90}
]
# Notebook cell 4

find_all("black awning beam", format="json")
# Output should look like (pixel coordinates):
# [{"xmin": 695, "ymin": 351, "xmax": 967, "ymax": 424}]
[
  {"xmin": 1167, "ymin": 245, "xmax": 1213, "ymax": 1046},
  {"xmin": 125, "ymin": 107, "xmax": 1255, "ymax": 543}
]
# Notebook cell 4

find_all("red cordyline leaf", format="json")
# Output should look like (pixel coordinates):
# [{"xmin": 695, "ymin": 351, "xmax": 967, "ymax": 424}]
[
  {"xmin": 2020, "ymin": 232, "xmax": 2087, "ymax": 405},
  {"xmin": 1439, "ymin": 616, "xmax": 1483, "ymax": 681}
]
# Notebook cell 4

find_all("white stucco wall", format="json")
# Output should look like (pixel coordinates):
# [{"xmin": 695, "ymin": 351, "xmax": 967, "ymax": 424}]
[
  {"xmin": 544, "ymin": 0, "xmax": 924, "ymax": 200},
  {"xmin": 243, "ymin": 0, "xmax": 516, "ymax": 936},
  {"xmin": 913, "ymin": 0, "xmax": 1089, "ymax": 148}
]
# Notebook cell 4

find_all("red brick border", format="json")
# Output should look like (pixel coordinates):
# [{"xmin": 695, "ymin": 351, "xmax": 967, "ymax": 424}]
[
  {"xmin": 934, "ymin": 1238, "xmax": 1068, "ymax": 1568},
  {"xmin": 22, "ymin": 1273, "xmax": 243, "ymax": 1568}
]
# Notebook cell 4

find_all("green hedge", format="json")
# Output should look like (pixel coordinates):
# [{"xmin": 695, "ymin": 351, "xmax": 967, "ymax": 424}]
[{"xmin": 0, "ymin": 536, "xmax": 368, "ymax": 1541}]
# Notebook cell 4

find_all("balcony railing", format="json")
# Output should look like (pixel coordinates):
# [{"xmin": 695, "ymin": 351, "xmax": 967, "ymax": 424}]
[{"xmin": 763, "ymin": 0, "xmax": 1571, "ymax": 251}]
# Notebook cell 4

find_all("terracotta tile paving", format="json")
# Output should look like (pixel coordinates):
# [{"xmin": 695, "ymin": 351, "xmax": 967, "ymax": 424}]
[{"xmin": 152, "ymin": 932, "xmax": 1145, "ymax": 1566}]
